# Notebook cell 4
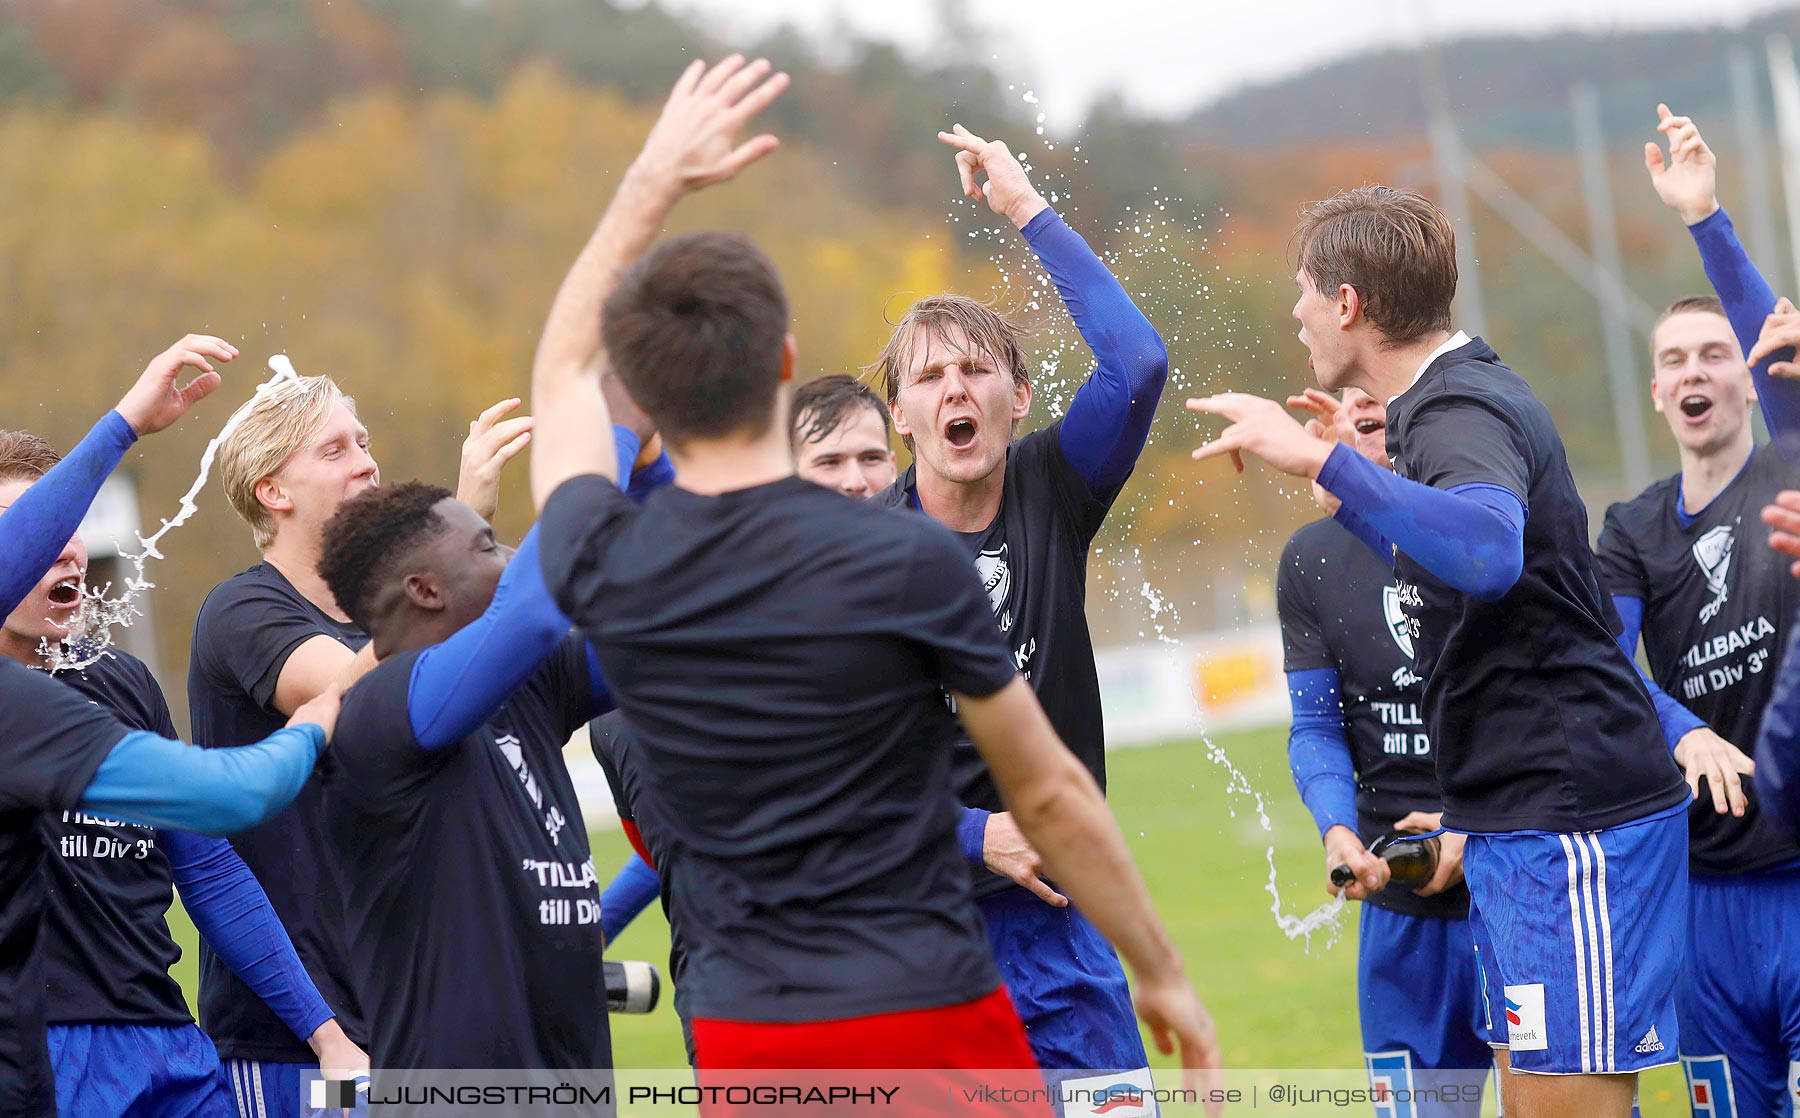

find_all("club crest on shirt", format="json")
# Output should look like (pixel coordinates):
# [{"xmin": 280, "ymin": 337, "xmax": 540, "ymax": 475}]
[
  {"xmin": 974, "ymin": 544, "xmax": 1012, "ymax": 624},
  {"xmin": 1692, "ymin": 523, "xmax": 1735, "ymax": 623},
  {"xmin": 496, "ymin": 733, "xmax": 543, "ymax": 810},
  {"xmin": 1382, "ymin": 585, "xmax": 1414, "ymax": 659}
]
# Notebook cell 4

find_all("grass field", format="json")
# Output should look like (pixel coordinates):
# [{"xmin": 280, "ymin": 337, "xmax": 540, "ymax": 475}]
[{"xmin": 164, "ymin": 725, "xmax": 1690, "ymax": 1115}]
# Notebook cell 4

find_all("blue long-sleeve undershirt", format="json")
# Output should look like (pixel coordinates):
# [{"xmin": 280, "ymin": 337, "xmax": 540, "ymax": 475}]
[
  {"xmin": 1688, "ymin": 208, "xmax": 1800, "ymax": 457},
  {"xmin": 1612, "ymin": 594, "xmax": 1707, "ymax": 751},
  {"xmin": 600, "ymin": 852, "xmax": 661, "ymax": 944},
  {"xmin": 406, "ymin": 430, "xmax": 636, "ymax": 747},
  {"xmin": 78, "ymin": 725, "xmax": 325, "ymax": 835},
  {"xmin": 1286, "ymin": 667, "xmax": 1358, "ymax": 838},
  {"xmin": 627, "ymin": 452, "xmax": 675, "ymax": 503},
  {"xmin": 1022, "ymin": 208, "xmax": 1168, "ymax": 493},
  {"xmin": 407, "ymin": 524, "xmax": 610, "ymax": 748},
  {"xmin": 162, "ymin": 829, "xmax": 334, "ymax": 1043},
  {"xmin": 0, "ymin": 410, "xmax": 136, "ymax": 618},
  {"xmin": 1754, "ymin": 605, "xmax": 1800, "ymax": 841},
  {"xmin": 1319, "ymin": 443, "xmax": 1526, "ymax": 601}
]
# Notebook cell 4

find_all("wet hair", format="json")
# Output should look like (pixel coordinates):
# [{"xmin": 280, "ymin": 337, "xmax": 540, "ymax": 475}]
[
  {"xmin": 868, "ymin": 294, "xmax": 1031, "ymax": 451},
  {"xmin": 791, "ymin": 375, "xmax": 892, "ymax": 449},
  {"xmin": 0, "ymin": 431, "xmax": 61, "ymax": 484}
]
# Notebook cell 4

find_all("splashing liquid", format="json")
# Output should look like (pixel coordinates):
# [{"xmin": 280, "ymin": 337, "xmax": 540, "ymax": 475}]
[
  {"xmin": 43, "ymin": 355, "xmax": 304, "ymax": 671},
  {"xmin": 950, "ymin": 99, "xmax": 1346, "ymax": 947}
]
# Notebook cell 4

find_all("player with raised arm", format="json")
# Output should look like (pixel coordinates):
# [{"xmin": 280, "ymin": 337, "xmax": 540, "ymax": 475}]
[
  {"xmin": 313, "ymin": 451, "xmax": 638, "ymax": 1073},
  {"xmin": 1187, "ymin": 187, "xmax": 1688, "ymax": 1118},
  {"xmin": 868, "ymin": 125, "xmax": 1169, "ymax": 1093},
  {"xmin": 0, "ymin": 430, "xmax": 365, "ymax": 1118},
  {"xmin": 1591, "ymin": 104, "xmax": 1800, "ymax": 1117},
  {"xmin": 188, "ymin": 379, "xmax": 534, "ymax": 1115},
  {"xmin": 0, "ymin": 340, "xmax": 340, "ymax": 1118},
  {"xmin": 526, "ymin": 56, "xmax": 1221, "ymax": 1110},
  {"xmin": 1277, "ymin": 388, "xmax": 1490, "ymax": 1117}
]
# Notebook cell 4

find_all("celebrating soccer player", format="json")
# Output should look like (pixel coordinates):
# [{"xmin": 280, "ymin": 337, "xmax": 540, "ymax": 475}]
[
  {"xmin": 0, "ymin": 430, "xmax": 366, "ymax": 1118},
  {"xmin": 791, "ymin": 374, "xmax": 898, "ymax": 497},
  {"xmin": 1276, "ymin": 388, "xmax": 1491, "ymax": 1116},
  {"xmin": 526, "ymin": 55, "xmax": 1221, "ymax": 1108},
  {"xmin": 0, "ymin": 339, "xmax": 340, "ymax": 1118},
  {"xmin": 313, "ymin": 462, "xmax": 639, "ymax": 1073},
  {"xmin": 1593, "ymin": 103, "xmax": 1800, "ymax": 1116},
  {"xmin": 188, "ymin": 376, "xmax": 535, "ymax": 1114},
  {"xmin": 866, "ymin": 122, "xmax": 1170, "ymax": 1093},
  {"xmin": 1188, "ymin": 187, "xmax": 1688, "ymax": 1118}
]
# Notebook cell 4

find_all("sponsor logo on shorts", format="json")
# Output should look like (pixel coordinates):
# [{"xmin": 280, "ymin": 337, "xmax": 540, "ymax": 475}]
[
  {"xmin": 1503, "ymin": 984, "xmax": 1548, "ymax": 1052},
  {"xmin": 1683, "ymin": 1055, "xmax": 1737, "ymax": 1117},
  {"xmin": 1634, "ymin": 1025, "xmax": 1665, "ymax": 1055}
]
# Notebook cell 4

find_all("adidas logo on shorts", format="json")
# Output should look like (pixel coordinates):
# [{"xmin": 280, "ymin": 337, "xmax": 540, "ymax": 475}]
[{"xmin": 1634, "ymin": 1026, "xmax": 1665, "ymax": 1055}]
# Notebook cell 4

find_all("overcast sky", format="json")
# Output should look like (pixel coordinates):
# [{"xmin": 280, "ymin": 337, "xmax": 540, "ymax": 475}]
[{"xmin": 654, "ymin": 0, "xmax": 1800, "ymax": 123}]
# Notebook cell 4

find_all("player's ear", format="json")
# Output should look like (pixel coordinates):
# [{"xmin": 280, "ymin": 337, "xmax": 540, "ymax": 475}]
[
  {"xmin": 1011, "ymin": 369, "xmax": 1033, "ymax": 420},
  {"xmin": 254, "ymin": 475, "xmax": 293, "ymax": 514},
  {"xmin": 402, "ymin": 571, "xmax": 446, "ymax": 612},
  {"xmin": 1337, "ymin": 284, "xmax": 1361, "ymax": 330},
  {"xmin": 780, "ymin": 334, "xmax": 797, "ymax": 382},
  {"xmin": 1649, "ymin": 376, "xmax": 1666, "ymax": 414}
]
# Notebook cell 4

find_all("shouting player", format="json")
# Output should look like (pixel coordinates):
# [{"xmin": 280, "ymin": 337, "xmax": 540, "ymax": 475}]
[
  {"xmin": 1628, "ymin": 104, "xmax": 1800, "ymax": 1116},
  {"xmin": 1277, "ymin": 388, "xmax": 1491, "ymax": 1117},
  {"xmin": 1188, "ymin": 186, "xmax": 1688, "ymax": 1118},
  {"xmin": 869, "ymin": 124, "xmax": 1168, "ymax": 1092},
  {"xmin": 0, "ymin": 339, "xmax": 339, "ymax": 1118},
  {"xmin": 0, "ymin": 431, "xmax": 365, "ymax": 1118},
  {"xmin": 188, "ymin": 377, "xmax": 530, "ymax": 1114},
  {"xmin": 527, "ymin": 55, "xmax": 1220, "ymax": 1107}
]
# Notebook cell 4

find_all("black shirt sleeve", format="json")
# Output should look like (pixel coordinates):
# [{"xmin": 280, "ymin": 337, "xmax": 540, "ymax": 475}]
[
  {"xmin": 1403, "ymin": 393, "xmax": 1532, "ymax": 503},
  {"xmin": 329, "ymin": 652, "xmax": 444, "ymax": 806},
  {"xmin": 587, "ymin": 711, "xmax": 637, "ymax": 823},
  {"xmin": 1022, "ymin": 421, "xmax": 1119, "ymax": 545},
  {"xmin": 198, "ymin": 577, "xmax": 340, "ymax": 709},
  {"xmin": 538, "ymin": 475, "xmax": 637, "ymax": 630},
  {"xmin": 0, "ymin": 661, "xmax": 131, "ymax": 814},
  {"xmin": 899, "ymin": 522, "xmax": 1020, "ymax": 698},
  {"xmin": 1596, "ymin": 503, "xmax": 1651, "ymax": 602},
  {"xmin": 1277, "ymin": 530, "xmax": 1334, "ymax": 672}
]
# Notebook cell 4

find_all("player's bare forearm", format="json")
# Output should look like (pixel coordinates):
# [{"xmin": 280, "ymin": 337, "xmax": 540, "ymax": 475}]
[
  {"xmin": 955, "ymin": 679, "xmax": 1184, "ymax": 983},
  {"xmin": 528, "ymin": 168, "xmax": 675, "ymax": 508}
]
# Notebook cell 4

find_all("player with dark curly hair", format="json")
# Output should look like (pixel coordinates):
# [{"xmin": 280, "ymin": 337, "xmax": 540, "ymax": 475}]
[{"xmin": 313, "ymin": 461, "xmax": 631, "ymax": 1073}]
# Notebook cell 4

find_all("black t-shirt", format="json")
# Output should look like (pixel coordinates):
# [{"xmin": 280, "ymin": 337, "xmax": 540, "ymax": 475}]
[
  {"xmin": 0, "ymin": 656, "xmax": 130, "ymax": 1118},
  {"xmin": 589, "ymin": 711, "xmax": 694, "ymax": 1066},
  {"xmin": 875, "ymin": 420, "xmax": 1118, "ymax": 898},
  {"xmin": 323, "ymin": 636, "xmax": 607, "ymax": 1070},
  {"xmin": 1598, "ymin": 442, "xmax": 1800, "ymax": 874},
  {"xmin": 38, "ymin": 651, "xmax": 192, "ymax": 1026},
  {"xmin": 1383, "ymin": 337, "xmax": 1686, "ymax": 833},
  {"xmin": 188, "ymin": 563, "xmax": 368, "ymax": 1061},
  {"xmin": 541, "ymin": 474, "xmax": 1014, "ymax": 1023},
  {"xmin": 1277, "ymin": 518, "xmax": 1468, "ymax": 919}
]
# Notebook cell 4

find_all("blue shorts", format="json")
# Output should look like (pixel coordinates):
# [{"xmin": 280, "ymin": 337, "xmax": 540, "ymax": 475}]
[
  {"xmin": 1678, "ymin": 864, "xmax": 1800, "ymax": 1118},
  {"xmin": 1463, "ymin": 808, "xmax": 1687, "ymax": 1076},
  {"xmin": 1357, "ymin": 904, "xmax": 1492, "ymax": 1117},
  {"xmin": 979, "ymin": 887, "xmax": 1151, "ymax": 1103},
  {"xmin": 222, "ymin": 1059, "xmax": 370, "ymax": 1118},
  {"xmin": 48, "ymin": 1022, "xmax": 235, "ymax": 1118}
]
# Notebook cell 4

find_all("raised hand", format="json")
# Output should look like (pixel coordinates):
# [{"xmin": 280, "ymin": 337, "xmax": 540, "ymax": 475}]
[
  {"xmin": 1764, "ymin": 490, "xmax": 1800, "ymax": 577},
  {"xmin": 1186, "ymin": 393, "xmax": 1334, "ymax": 479},
  {"xmin": 1748, "ymin": 297, "xmax": 1800, "ymax": 375},
  {"xmin": 936, "ymin": 124, "xmax": 1049, "ymax": 229},
  {"xmin": 115, "ymin": 334, "xmax": 236, "ymax": 436},
  {"xmin": 1646, "ymin": 103, "xmax": 1719, "ymax": 226},
  {"xmin": 456, "ymin": 398, "xmax": 534, "ymax": 522},
  {"xmin": 631, "ymin": 55, "xmax": 790, "ymax": 200}
]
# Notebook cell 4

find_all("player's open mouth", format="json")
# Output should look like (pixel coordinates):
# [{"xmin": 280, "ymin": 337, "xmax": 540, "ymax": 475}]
[
  {"xmin": 1354, "ymin": 418, "xmax": 1385, "ymax": 435},
  {"xmin": 1679, "ymin": 394, "xmax": 1713, "ymax": 419},
  {"xmin": 944, "ymin": 418, "xmax": 979, "ymax": 449},
  {"xmin": 46, "ymin": 578, "xmax": 81, "ymax": 608}
]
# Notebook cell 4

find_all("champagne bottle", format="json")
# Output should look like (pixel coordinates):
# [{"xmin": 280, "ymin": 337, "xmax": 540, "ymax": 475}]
[
  {"xmin": 605, "ymin": 960, "xmax": 661, "ymax": 1014},
  {"xmin": 1330, "ymin": 832, "xmax": 1440, "ymax": 891}
]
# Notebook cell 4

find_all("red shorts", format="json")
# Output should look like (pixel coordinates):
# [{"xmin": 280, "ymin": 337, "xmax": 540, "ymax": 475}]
[{"xmin": 692, "ymin": 987, "xmax": 1047, "ymax": 1117}]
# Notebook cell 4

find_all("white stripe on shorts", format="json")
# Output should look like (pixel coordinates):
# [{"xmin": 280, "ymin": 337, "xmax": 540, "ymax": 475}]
[
  {"xmin": 252, "ymin": 1062, "xmax": 267, "ymax": 1118},
  {"xmin": 1587, "ymin": 832, "xmax": 1616, "ymax": 1072},
  {"xmin": 1559, "ymin": 834, "xmax": 1593, "ymax": 1073}
]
